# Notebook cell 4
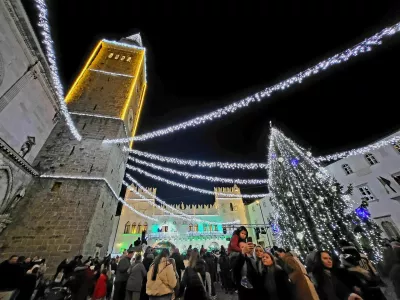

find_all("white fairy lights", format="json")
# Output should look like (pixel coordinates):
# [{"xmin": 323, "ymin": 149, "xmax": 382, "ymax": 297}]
[
  {"xmin": 89, "ymin": 69, "xmax": 134, "ymax": 78},
  {"xmin": 124, "ymin": 176, "xmax": 240, "ymax": 225},
  {"xmin": 126, "ymin": 165, "xmax": 268, "ymax": 198},
  {"xmin": 128, "ymin": 157, "xmax": 267, "ymax": 185},
  {"xmin": 34, "ymin": 0, "xmax": 81, "ymax": 141},
  {"xmin": 40, "ymin": 174, "xmax": 158, "ymax": 221},
  {"xmin": 124, "ymin": 148, "xmax": 268, "ymax": 170},
  {"xmin": 103, "ymin": 21, "xmax": 400, "ymax": 144}
]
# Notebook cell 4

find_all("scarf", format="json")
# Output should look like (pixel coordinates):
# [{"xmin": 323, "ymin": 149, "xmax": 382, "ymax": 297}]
[{"xmin": 264, "ymin": 266, "xmax": 278, "ymax": 300}]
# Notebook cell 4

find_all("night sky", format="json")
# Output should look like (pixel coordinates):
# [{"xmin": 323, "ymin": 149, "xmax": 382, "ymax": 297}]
[{"xmin": 23, "ymin": 0, "xmax": 400, "ymax": 204}]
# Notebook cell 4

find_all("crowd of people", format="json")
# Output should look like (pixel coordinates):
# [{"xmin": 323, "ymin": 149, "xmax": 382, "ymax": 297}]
[{"xmin": 0, "ymin": 227, "xmax": 399, "ymax": 300}]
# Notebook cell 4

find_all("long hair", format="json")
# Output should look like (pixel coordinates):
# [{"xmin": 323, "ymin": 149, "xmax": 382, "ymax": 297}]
[
  {"xmin": 194, "ymin": 258, "xmax": 207, "ymax": 280},
  {"xmin": 151, "ymin": 248, "xmax": 169, "ymax": 281},
  {"xmin": 262, "ymin": 251, "xmax": 278, "ymax": 271},
  {"xmin": 312, "ymin": 251, "xmax": 333, "ymax": 289},
  {"xmin": 188, "ymin": 250, "xmax": 199, "ymax": 268},
  {"xmin": 233, "ymin": 226, "xmax": 248, "ymax": 242}
]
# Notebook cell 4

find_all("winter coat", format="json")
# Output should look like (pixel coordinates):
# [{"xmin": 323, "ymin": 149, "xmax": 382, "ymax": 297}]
[
  {"xmin": 228, "ymin": 234, "xmax": 242, "ymax": 254},
  {"xmin": 233, "ymin": 253, "xmax": 262, "ymax": 300},
  {"xmin": 179, "ymin": 267, "xmax": 211, "ymax": 300},
  {"xmin": 305, "ymin": 250, "xmax": 317, "ymax": 272},
  {"xmin": 126, "ymin": 262, "xmax": 147, "ymax": 292},
  {"xmin": 281, "ymin": 254, "xmax": 319, "ymax": 300},
  {"xmin": 142, "ymin": 257, "xmax": 153, "ymax": 272},
  {"xmin": 170, "ymin": 253, "xmax": 185, "ymax": 274},
  {"xmin": 92, "ymin": 273, "xmax": 107, "ymax": 300},
  {"xmin": 0, "ymin": 260, "xmax": 24, "ymax": 290},
  {"xmin": 261, "ymin": 267, "xmax": 294, "ymax": 300},
  {"xmin": 310, "ymin": 271, "xmax": 350, "ymax": 300},
  {"xmin": 115, "ymin": 256, "xmax": 131, "ymax": 282},
  {"xmin": 15, "ymin": 273, "xmax": 37, "ymax": 300},
  {"xmin": 204, "ymin": 255, "xmax": 217, "ymax": 283},
  {"xmin": 218, "ymin": 254, "xmax": 230, "ymax": 272},
  {"xmin": 146, "ymin": 257, "xmax": 177, "ymax": 296}
]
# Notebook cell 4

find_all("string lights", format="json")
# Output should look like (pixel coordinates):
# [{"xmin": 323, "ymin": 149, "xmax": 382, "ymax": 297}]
[
  {"xmin": 40, "ymin": 174, "xmax": 158, "ymax": 222},
  {"xmin": 128, "ymin": 157, "xmax": 267, "ymax": 185},
  {"xmin": 126, "ymin": 165, "xmax": 268, "ymax": 198},
  {"xmin": 125, "ymin": 148, "xmax": 268, "ymax": 170},
  {"xmin": 89, "ymin": 69, "xmax": 134, "ymax": 78},
  {"xmin": 34, "ymin": 0, "xmax": 81, "ymax": 140},
  {"xmin": 124, "ymin": 176, "xmax": 241, "ymax": 225},
  {"xmin": 103, "ymin": 21, "xmax": 400, "ymax": 144}
]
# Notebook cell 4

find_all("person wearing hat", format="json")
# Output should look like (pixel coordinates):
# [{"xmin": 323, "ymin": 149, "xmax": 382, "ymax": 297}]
[{"xmin": 114, "ymin": 248, "xmax": 134, "ymax": 300}]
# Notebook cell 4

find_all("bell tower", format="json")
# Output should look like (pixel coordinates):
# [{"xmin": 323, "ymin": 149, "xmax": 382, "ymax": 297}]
[
  {"xmin": 0, "ymin": 34, "xmax": 147, "ymax": 273},
  {"xmin": 214, "ymin": 185, "xmax": 248, "ymax": 225}
]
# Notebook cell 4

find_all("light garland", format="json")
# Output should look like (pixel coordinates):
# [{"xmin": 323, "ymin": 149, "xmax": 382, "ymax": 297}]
[
  {"xmin": 34, "ymin": 0, "xmax": 81, "ymax": 141},
  {"xmin": 128, "ymin": 157, "xmax": 267, "ymax": 184},
  {"xmin": 89, "ymin": 69, "xmax": 134, "ymax": 78},
  {"xmin": 124, "ymin": 177, "xmax": 241, "ymax": 225},
  {"xmin": 126, "ymin": 165, "xmax": 268, "ymax": 198},
  {"xmin": 125, "ymin": 148, "xmax": 268, "ymax": 170},
  {"xmin": 103, "ymin": 21, "xmax": 400, "ymax": 144},
  {"xmin": 40, "ymin": 174, "xmax": 157, "ymax": 221},
  {"xmin": 314, "ymin": 134, "xmax": 400, "ymax": 162}
]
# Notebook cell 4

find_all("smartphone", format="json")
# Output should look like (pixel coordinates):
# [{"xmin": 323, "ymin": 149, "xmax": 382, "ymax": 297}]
[{"xmin": 247, "ymin": 237, "xmax": 253, "ymax": 243}]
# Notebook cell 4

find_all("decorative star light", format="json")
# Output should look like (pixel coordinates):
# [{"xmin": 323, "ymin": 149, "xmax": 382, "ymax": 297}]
[{"xmin": 290, "ymin": 158, "xmax": 300, "ymax": 167}]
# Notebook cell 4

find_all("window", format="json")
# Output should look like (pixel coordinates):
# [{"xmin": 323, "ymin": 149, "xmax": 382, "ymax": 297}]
[
  {"xmin": 162, "ymin": 225, "xmax": 168, "ymax": 232},
  {"xmin": 209, "ymin": 224, "xmax": 213, "ymax": 232},
  {"xmin": 365, "ymin": 153, "xmax": 378, "ymax": 165},
  {"xmin": 131, "ymin": 223, "xmax": 136, "ymax": 234},
  {"xmin": 392, "ymin": 172, "xmax": 400, "ymax": 185},
  {"xmin": 137, "ymin": 223, "xmax": 142, "ymax": 233},
  {"xmin": 214, "ymin": 225, "xmax": 218, "ymax": 231},
  {"xmin": 394, "ymin": 141, "xmax": 400, "ymax": 153},
  {"xmin": 124, "ymin": 222, "xmax": 131, "ymax": 234},
  {"xmin": 51, "ymin": 182, "xmax": 62, "ymax": 192},
  {"xmin": 342, "ymin": 164, "xmax": 353, "ymax": 175},
  {"xmin": 381, "ymin": 220, "xmax": 400, "ymax": 239},
  {"xmin": 127, "ymin": 57, "xmax": 132, "ymax": 62},
  {"xmin": 252, "ymin": 206, "xmax": 255, "ymax": 212},
  {"xmin": 263, "ymin": 201, "xmax": 267, "ymax": 208},
  {"xmin": 230, "ymin": 203, "xmax": 234, "ymax": 211},
  {"xmin": 189, "ymin": 224, "xmax": 193, "ymax": 232},
  {"xmin": 115, "ymin": 54, "xmax": 120, "ymax": 60},
  {"xmin": 194, "ymin": 224, "xmax": 199, "ymax": 232},
  {"xmin": 357, "ymin": 185, "xmax": 376, "ymax": 202},
  {"xmin": 121, "ymin": 56, "xmax": 126, "ymax": 61},
  {"xmin": 108, "ymin": 53, "xmax": 114, "ymax": 58}
]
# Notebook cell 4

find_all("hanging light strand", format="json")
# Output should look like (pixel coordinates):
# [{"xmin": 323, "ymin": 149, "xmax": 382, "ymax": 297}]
[
  {"xmin": 126, "ymin": 165, "xmax": 268, "ymax": 198},
  {"xmin": 103, "ymin": 21, "xmax": 400, "ymax": 145},
  {"xmin": 128, "ymin": 157, "xmax": 268, "ymax": 184},
  {"xmin": 34, "ymin": 0, "xmax": 81, "ymax": 140}
]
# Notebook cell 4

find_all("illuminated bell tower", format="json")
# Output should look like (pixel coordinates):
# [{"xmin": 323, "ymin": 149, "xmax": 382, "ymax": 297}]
[
  {"xmin": 0, "ymin": 34, "xmax": 147, "ymax": 273},
  {"xmin": 215, "ymin": 185, "xmax": 248, "ymax": 225}
]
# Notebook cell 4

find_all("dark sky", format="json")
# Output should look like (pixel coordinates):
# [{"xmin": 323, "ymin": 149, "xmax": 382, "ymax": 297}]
[{"xmin": 24, "ymin": 0, "xmax": 400, "ymax": 204}]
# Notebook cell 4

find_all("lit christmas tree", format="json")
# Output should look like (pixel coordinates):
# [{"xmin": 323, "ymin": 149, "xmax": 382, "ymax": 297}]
[{"xmin": 267, "ymin": 127, "xmax": 383, "ymax": 261}]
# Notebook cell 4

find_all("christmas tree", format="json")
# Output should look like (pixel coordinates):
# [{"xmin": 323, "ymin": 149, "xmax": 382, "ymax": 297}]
[{"xmin": 267, "ymin": 127, "xmax": 383, "ymax": 261}]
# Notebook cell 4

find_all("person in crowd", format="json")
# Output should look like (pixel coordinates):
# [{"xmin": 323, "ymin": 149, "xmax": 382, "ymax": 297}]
[
  {"xmin": 218, "ymin": 247, "xmax": 234, "ymax": 294},
  {"xmin": 200, "ymin": 246, "xmax": 206, "ymax": 256},
  {"xmin": 126, "ymin": 254, "xmax": 147, "ymax": 300},
  {"xmin": 228, "ymin": 226, "xmax": 252, "ymax": 288},
  {"xmin": 93, "ymin": 269, "xmax": 108, "ymax": 300},
  {"xmin": 16, "ymin": 266, "xmax": 39, "ymax": 300},
  {"xmin": 170, "ymin": 248, "xmax": 185, "ymax": 281},
  {"xmin": 107, "ymin": 270, "xmax": 115, "ymax": 300},
  {"xmin": 114, "ymin": 249, "xmax": 134, "ymax": 300},
  {"xmin": 305, "ymin": 246, "xmax": 317, "ymax": 272},
  {"xmin": 387, "ymin": 241, "xmax": 400, "ymax": 299},
  {"xmin": 53, "ymin": 258, "xmax": 69, "ymax": 281},
  {"xmin": 310, "ymin": 251, "xmax": 363, "ymax": 300},
  {"xmin": 141, "ymin": 253, "xmax": 154, "ymax": 300},
  {"xmin": 232, "ymin": 242, "xmax": 259, "ymax": 300},
  {"xmin": 179, "ymin": 252, "xmax": 211, "ymax": 300},
  {"xmin": 0, "ymin": 255, "xmax": 24, "ymax": 291},
  {"xmin": 20, "ymin": 257, "xmax": 32, "ymax": 273},
  {"xmin": 65, "ymin": 255, "xmax": 84, "ymax": 280},
  {"xmin": 146, "ymin": 249, "xmax": 177, "ymax": 300},
  {"xmin": 260, "ymin": 251, "xmax": 293, "ymax": 300},
  {"xmin": 204, "ymin": 252, "xmax": 217, "ymax": 297},
  {"xmin": 253, "ymin": 245, "xmax": 265, "ymax": 275},
  {"xmin": 276, "ymin": 248, "xmax": 319, "ymax": 300}
]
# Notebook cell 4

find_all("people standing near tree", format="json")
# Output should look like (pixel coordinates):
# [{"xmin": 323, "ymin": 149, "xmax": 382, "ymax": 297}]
[
  {"xmin": 260, "ymin": 251, "xmax": 293, "ymax": 300},
  {"xmin": 126, "ymin": 254, "xmax": 147, "ymax": 300},
  {"xmin": 170, "ymin": 248, "xmax": 185, "ymax": 281},
  {"xmin": 275, "ymin": 248, "xmax": 319, "ymax": 300},
  {"xmin": 146, "ymin": 249, "xmax": 177, "ymax": 300},
  {"xmin": 114, "ymin": 249, "xmax": 134, "ymax": 300},
  {"xmin": 310, "ymin": 251, "xmax": 363, "ymax": 300},
  {"xmin": 305, "ymin": 246, "xmax": 318, "ymax": 272}
]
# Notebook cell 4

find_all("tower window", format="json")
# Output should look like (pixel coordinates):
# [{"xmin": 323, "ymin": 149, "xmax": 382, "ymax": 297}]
[
  {"xmin": 230, "ymin": 203, "xmax": 234, "ymax": 211},
  {"xmin": 108, "ymin": 53, "xmax": 114, "ymax": 58},
  {"xmin": 126, "ymin": 57, "xmax": 132, "ymax": 62},
  {"xmin": 115, "ymin": 54, "xmax": 120, "ymax": 60},
  {"xmin": 365, "ymin": 153, "xmax": 378, "ymax": 166},
  {"xmin": 124, "ymin": 222, "xmax": 131, "ymax": 234},
  {"xmin": 357, "ymin": 184, "xmax": 376, "ymax": 202},
  {"xmin": 342, "ymin": 164, "xmax": 353, "ymax": 175},
  {"xmin": 121, "ymin": 56, "xmax": 126, "ymax": 61},
  {"xmin": 131, "ymin": 223, "xmax": 136, "ymax": 234},
  {"xmin": 394, "ymin": 141, "xmax": 400, "ymax": 153},
  {"xmin": 51, "ymin": 182, "xmax": 62, "ymax": 192}
]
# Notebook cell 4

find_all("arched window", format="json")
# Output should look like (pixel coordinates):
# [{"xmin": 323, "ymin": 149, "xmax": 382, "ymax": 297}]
[
  {"xmin": 209, "ymin": 224, "xmax": 213, "ymax": 232},
  {"xmin": 214, "ymin": 225, "xmax": 218, "ymax": 231},
  {"xmin": 137, "ymin": 223, "xmax": 142, "ymax": 233},
  {"xmin": 365, "ymin": 153, "xmax": 378, "ymax": 166},
  {"xmin": 194, "ymin": 224, "xmax": 199, "ymax": 232},
  {"xmin": 143, "ymin": 222, "xmax": 148, "ymax": 232},
  {"xmin": 342, "ymin": 164, "xmax": 353, "ymax": 175},
  {"xmin": 189, "ymin": 224, "xmax": 193, "ymax": 231},
  {"xmin": 381, "ymin": 221, "xmax": 400, "ymax": 239},
  {"xmin": 131, "ymin": 222, "xmax": 137, "ymax": 234},
  {"xmin": 108, "ymin": 53, "xmax": 114, "ymax": 58},
  {"xmin": 124, "ymin": 222, "xmax": 131, "ymax": 234}
]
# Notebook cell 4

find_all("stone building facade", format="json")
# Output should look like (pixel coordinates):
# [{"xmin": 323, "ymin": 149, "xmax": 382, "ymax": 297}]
[{"xmin": 0, "ymin": 0, "xmax": 147, "ymax": 273}]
